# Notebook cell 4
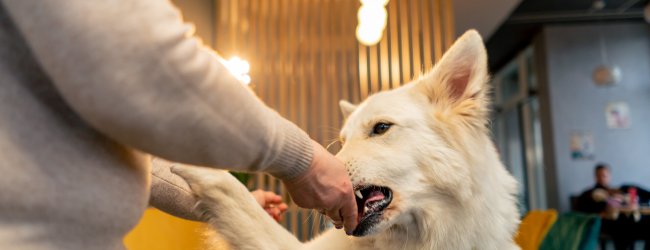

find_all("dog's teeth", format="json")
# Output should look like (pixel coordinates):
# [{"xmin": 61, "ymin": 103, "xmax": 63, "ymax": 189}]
[
  {"xmin": 364, "ymin": 207, "xmax": 369, "ymax": 213},
  {"xmin": 355, "ymin": 190, "xmax": 363, "ymax": 199}
]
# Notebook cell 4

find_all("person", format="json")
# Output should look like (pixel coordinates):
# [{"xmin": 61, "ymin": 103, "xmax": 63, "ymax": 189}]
[
  {"xmin": 0, "ymin": 1, "xmax": 357, "ymax": 249},
  {"xmin": 576, "ymin": 164, "xmax": 650, "ymax": 250},
  {"xmin": 576, "ymin": 164, "xmax": 622, "ymax": 214}
]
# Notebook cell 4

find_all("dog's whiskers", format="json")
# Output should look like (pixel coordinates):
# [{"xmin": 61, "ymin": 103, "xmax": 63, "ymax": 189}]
[
  {"xmin": 304, "ymin": 209, "xmax": 316, "ymax": 223},
  {"xmin": 325, "ymin": 140, "xmax": 340, "ymax": 151}
]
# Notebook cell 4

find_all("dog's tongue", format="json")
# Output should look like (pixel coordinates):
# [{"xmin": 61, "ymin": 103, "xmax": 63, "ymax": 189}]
[
  {"xmin": 365, "ymin": 190, "xmax": 385, "ymax": 205},
  {"xmin": 355, "ymin": 189, "xmax": 390, "ymax": 227}
]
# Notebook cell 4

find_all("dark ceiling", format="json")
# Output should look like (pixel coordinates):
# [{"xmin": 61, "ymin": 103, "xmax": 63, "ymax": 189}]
[{"xmin": 486, "ymin": 0, "xmax": 649, "ymax": 72}]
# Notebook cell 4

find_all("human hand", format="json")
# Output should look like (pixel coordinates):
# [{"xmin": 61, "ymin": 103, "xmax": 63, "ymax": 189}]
[
  {"xmin": 250, "ymin": 189, "xmax": 288, "ymax": 222},
  {"xmin": 281, "ymin": 140, "xmax": 358, "ymax": 234}
]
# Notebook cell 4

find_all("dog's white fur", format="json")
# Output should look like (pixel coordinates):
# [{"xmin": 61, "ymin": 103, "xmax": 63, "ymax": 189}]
[{"xmin": 172, "ymin": 30, "xmax": 520, "ymax": 250}]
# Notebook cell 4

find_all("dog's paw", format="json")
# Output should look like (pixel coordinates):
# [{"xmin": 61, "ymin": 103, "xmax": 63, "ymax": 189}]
[{"xmin": 171, "ymin": 167, "xmax": 303, "ymax": 250}]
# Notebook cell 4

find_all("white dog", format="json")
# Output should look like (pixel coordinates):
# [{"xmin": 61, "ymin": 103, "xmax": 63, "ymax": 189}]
[{"xmin": 172, "ymin": 30, "xmax": 520, "ymax": 250}]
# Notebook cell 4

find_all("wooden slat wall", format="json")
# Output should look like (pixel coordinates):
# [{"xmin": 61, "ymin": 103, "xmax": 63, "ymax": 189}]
[
  {"xmin": 210, "ymin": 0, "xmax": 453, "ymax": 241},
  {"xmin": 359, "ymin": 0, "xmax": 455, "ymax": 98}
]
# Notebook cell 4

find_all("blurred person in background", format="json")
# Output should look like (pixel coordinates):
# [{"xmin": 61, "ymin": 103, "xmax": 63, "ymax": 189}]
[{"xmin": 577, "ymin": 164, "xmax": 650, "ymax": 250}]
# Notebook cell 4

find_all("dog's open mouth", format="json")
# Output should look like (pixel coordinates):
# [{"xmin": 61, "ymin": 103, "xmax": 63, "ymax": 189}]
[{"xmin": 352, "ymin": 185, "xmax": 393, "ymax": 236}]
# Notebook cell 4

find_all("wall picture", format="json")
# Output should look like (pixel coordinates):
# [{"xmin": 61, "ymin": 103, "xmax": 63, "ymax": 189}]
[
  {"xmin": 570, "ymin": 131, "xmax": 595, "ymax": 160},
  {"xmin": 605, "ymin": 102, "xmax": 631, "ymax": 129}
]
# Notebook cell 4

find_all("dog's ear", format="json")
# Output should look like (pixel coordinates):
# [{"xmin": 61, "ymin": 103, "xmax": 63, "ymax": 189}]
[
  {"xmin": 415, "ymin": 30, "xmax": 489, "ymax": 123},
  {"xmin": 339, "ymin": 100, "xmax": 357, "ymax": 119}
]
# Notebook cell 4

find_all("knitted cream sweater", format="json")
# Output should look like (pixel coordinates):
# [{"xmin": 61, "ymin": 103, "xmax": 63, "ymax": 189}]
[{"xmin": 0, "ymin": 0, "xmax": 312, "ymax": 249}]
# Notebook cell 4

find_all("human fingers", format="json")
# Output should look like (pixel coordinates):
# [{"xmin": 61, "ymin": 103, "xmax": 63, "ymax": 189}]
[
  {"xmin": 265, "ymin": 206, "xmax": 281, "ymax": 216},
  {"xmin": 263, "ymin": 191, "xmax": 283, "ymax": 204},
  {"xmin": 264, "ymin": 207, "xmax": 281, "ymax": 222},
  {"xmin": 340, "ymin": 192, "xmax": 359, "ymax": 234},
  {"xmin": 278, "ymin": 203, "xmax": 288, "ymax": 213},
  {"xmin": 250, "ymin": 189, "xmax": 266, "ymax": 206},
  {"xmin": 325, "ymin": 208, "xmax": 344, "ymax": 229}
]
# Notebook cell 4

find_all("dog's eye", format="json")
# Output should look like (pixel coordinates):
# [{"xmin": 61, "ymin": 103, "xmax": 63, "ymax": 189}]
[{"xmin": 371, "ymin": 122, "xmax": 392, "ymax": 136}]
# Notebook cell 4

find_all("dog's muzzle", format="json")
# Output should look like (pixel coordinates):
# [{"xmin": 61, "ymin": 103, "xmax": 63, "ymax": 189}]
[{"xmin": 352, "ymin": 185, "xmax": 393, "ymax": 236}]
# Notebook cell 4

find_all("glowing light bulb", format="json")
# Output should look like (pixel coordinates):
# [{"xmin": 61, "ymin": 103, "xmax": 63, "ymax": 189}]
[
  {"xmin": 227, "ymin": 57, "xmax": 250, "ymax": 75},
  {"xmin": 356, "ymin": 24, "xmax": 384, "ymax": 46},
  {"xmin": 358, "ymin": 5, "xmax": 387, "ymax": 25},
  {"xmin": 356, "ymin": 0, "xmax": 389, "ymax": 46},
  {"xmin": 241, "ymin": 75, "xmax": 251, "ymax": 85},
  {"xmin": 224, "ymin": 56, "xmax": 252, "ymax": 85}
]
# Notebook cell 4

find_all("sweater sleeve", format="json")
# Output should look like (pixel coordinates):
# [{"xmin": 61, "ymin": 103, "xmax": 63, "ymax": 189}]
[
  {"xmin": 1, "ymin": 0, "xmax": 311, "ymax": 180},
  {"xmin": 149, "ymin": 158, "xmax": 202, "ymax": 221}
]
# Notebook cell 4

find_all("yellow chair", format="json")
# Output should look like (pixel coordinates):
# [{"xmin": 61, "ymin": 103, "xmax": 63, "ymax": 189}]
[
  {"xmin": 515, "ymin": 209, "xmax": 559, "ymax": 250},
  {"xmin": 124, "ymin": 208, "xmax": 226, "ymax": 250}
]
